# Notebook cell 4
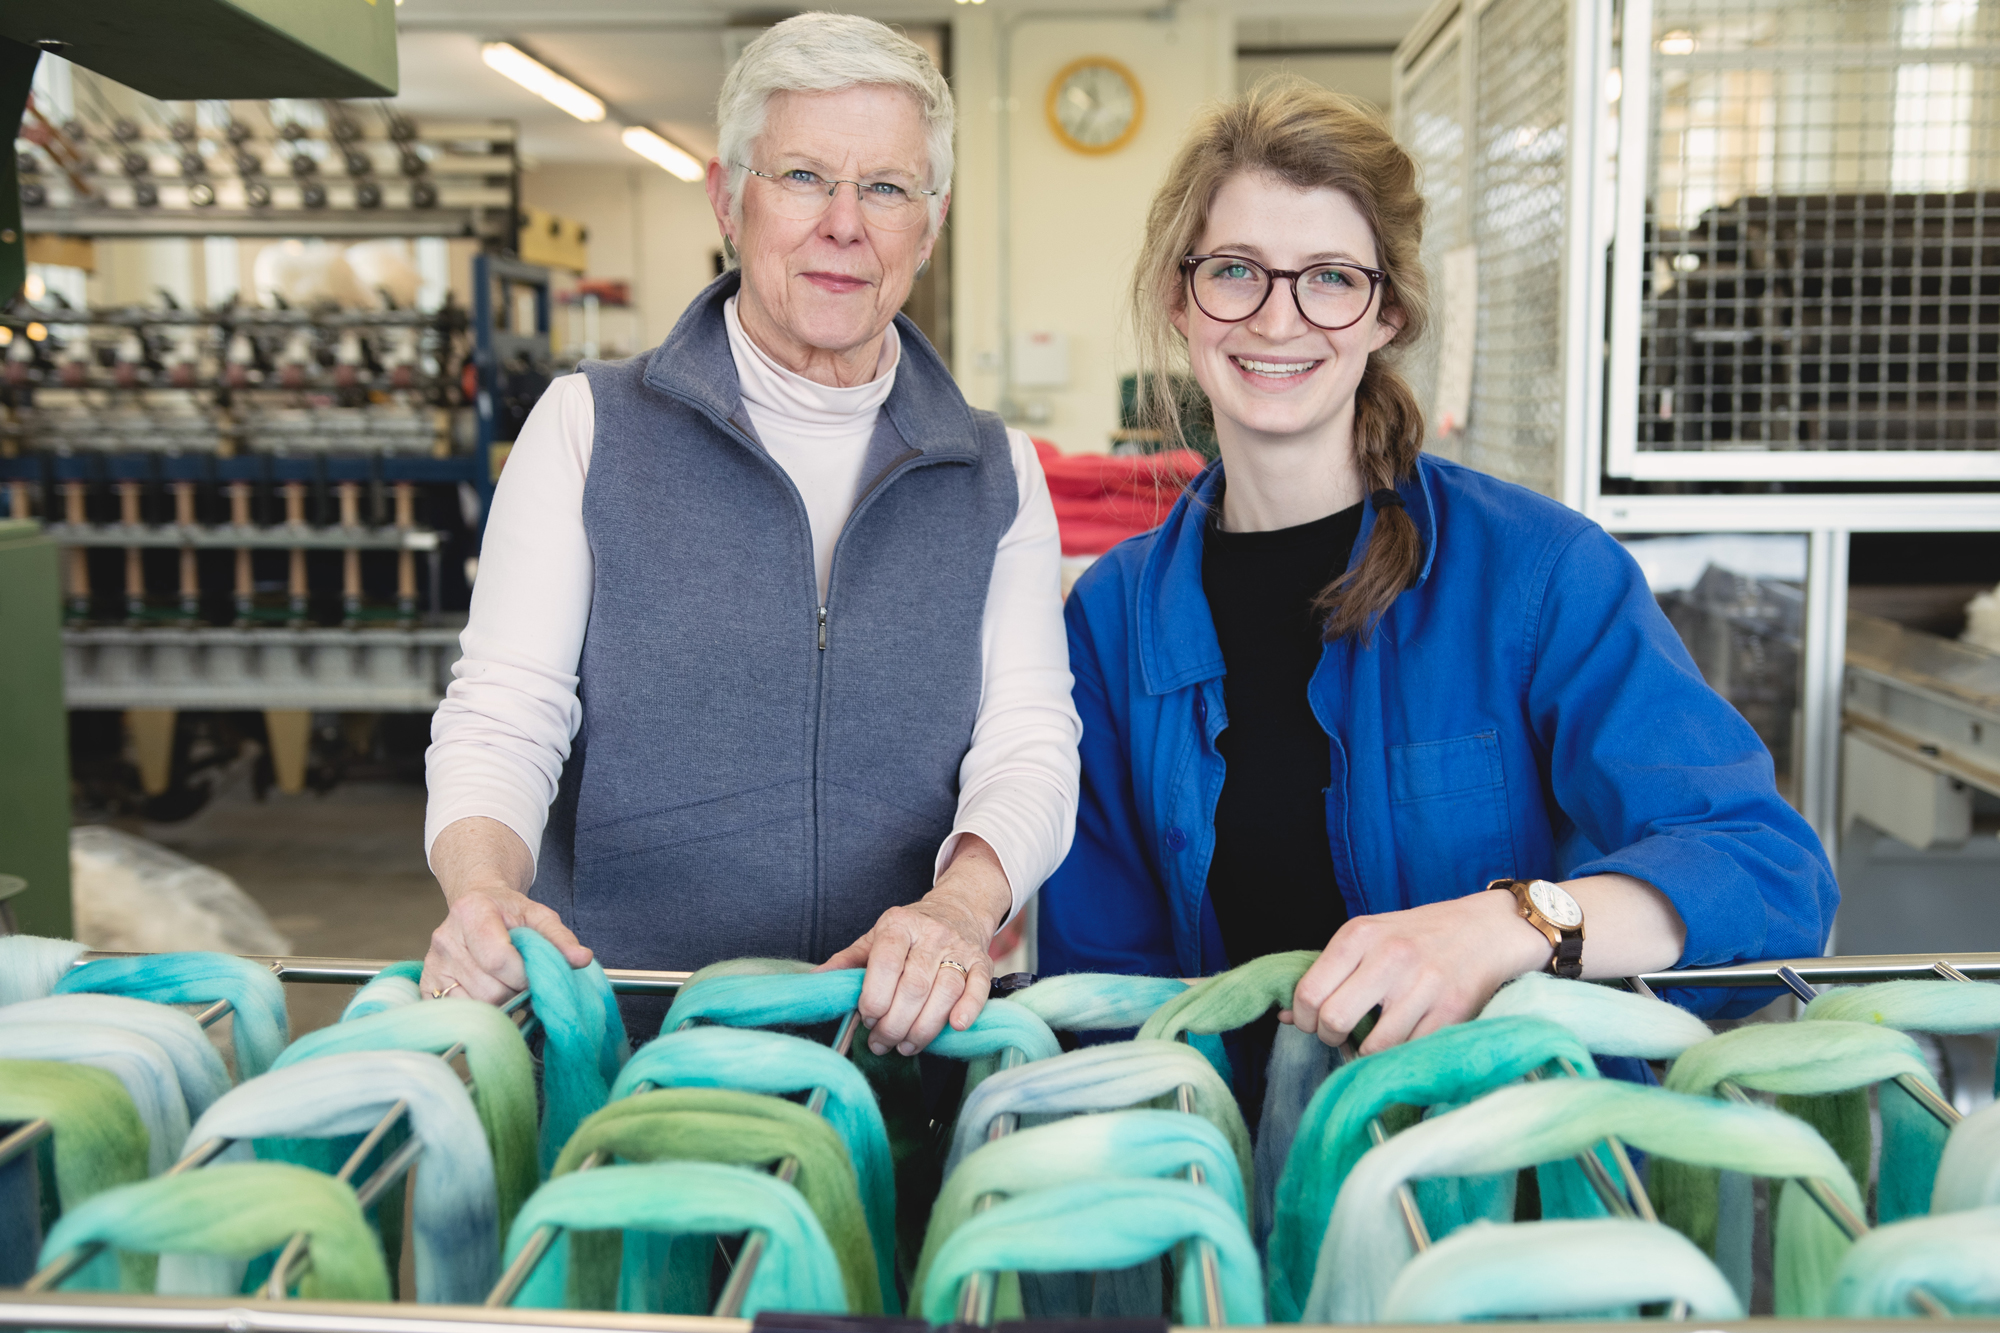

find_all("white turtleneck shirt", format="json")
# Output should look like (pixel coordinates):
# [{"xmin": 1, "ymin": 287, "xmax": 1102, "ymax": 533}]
[{"xmin": 424, "ymin": 296, "xmax": 1081, "ymax": 920}]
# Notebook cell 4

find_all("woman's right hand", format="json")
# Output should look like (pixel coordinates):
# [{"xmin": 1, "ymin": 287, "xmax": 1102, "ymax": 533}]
[{"xmin": 423, "ymin": 816, "xmax": 591, "ymax": 1004}]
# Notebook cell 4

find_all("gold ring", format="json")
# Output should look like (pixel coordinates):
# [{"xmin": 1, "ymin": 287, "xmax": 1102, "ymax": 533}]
[
  {"xmin": 431, "ymin": 981, "xmax": 461, "ymax": 999},
  {"xmin": 938, "ymin": 959, "xmax": 969, "ymax": 977}
]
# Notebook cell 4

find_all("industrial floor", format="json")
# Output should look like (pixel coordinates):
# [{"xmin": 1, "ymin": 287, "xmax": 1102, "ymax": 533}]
[{"xmin": 134, "ymin": 777, "xmax": 440, "ymax": 1036}]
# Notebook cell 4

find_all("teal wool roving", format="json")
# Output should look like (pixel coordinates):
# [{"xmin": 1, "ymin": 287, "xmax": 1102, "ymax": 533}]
[
  {"xmin": 342, "ymin": 961, "xmax": 424, "ymax": 1021},
  {"xmin": 1310, "ymin": 1078, "xmax": 1863, "ymax": 1322},
  {"xmin": 511, "ymin": 928, "xmax": 629, "ymax": 1174},
  {"xmin": 0, "ymin": 934, "xmax": 87, "ymax": 1004},
  {"xmin": 185, "ymin": 1050, "xmax": 500, "ymax": 1303},
  {"xmin": 1480, "ymin": 972, "xmax": 1714, "ymax": 1059},
  {"xmin": 0, "ymin": 1022, "xmax": 190, "ymax": 1174},
  {"xmin": 1265, "ymin": 1013, "xmax": 1599, "ymax": 1321},
  {"xmin": 39, "ymin": 1161, "xmax": 390, "ymax": 1300},
  {"xmin": 1662, "ymin": 1019, "xmax": 1945, "ymax": 1246},
  {"xmin": 910, "ymin": 1109, "xmax": 1246, "ymax": 1316},
  {"xmin": 500, "ymin": 1161, "xmax": 848, "ymax": 1316},
  {"xmin": 1011, "ymin": 974, "xmax": 1192, "ymax": 1030},
  {"xmin": 272, "ymin": 998, "xmax": 538, "ymax": 1236},
  {"xmin": 946, "ymin": 1041, "xmax": 1251, "ymax": 1182},
  {"xmin": 2, "ymin": 994, "xmax": 232, "ymax": 1120},
  {"xmin": 918, "ymin": 1177, "xmax": 1265, "ymax": 1325},
  {"xmin": 612, "ymin": 1025, "xmax": 897, "ymax": 1308},
  {"xmin": 55, "ymin": 952, "xmax": 288, "ymax": 1079},
  {"xmin": 1380, "ymin": 1218, "xmax": 1744, "ymax": 1323},
  {"xmin": 1830, "ymin": 1204, "xmax": 2000, "ymax": 1316}
]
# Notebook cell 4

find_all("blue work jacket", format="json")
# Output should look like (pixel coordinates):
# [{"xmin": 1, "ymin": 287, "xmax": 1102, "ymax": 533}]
[{"xmin": 1038, "ymin": 455, "xmax": 1836, "ymax": 1017}]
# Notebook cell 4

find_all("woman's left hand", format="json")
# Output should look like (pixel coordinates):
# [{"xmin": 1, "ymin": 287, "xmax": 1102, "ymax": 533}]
[
  {"xmin": 818, "ymin": 835, "xmax": 1013, "ymax": 1056},
  {"xmin": 1282, "ymin": 888, "xmax": 1553, "ymax": 1053}
]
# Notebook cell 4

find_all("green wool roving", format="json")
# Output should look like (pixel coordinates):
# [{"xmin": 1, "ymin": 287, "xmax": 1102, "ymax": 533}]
[
  {"xmin": 1012, "ymin": 973, "xmax": 1192, "ymax": 1030},
  {"xmin": 511, "ymin": 928, "xmax": 630, "ymax": 1175},
  {"xmin": 0, "ymin": 934, "xmax": 87, "ymax": 1004},
  {"xmin": 611, "ymin": 1025, "xmax": 897, "ymax": 1310},
  {"xmin": 946, "ymin": 1041, "xmax": 1251, "ymax": 1184},
  {"xmin": 1830, "ymin": 1204, "xmax": 2000, "ymax": 1316},
  {"xmin": 1660, "ymin": 1020, "xmax": 1944, "ymax": 1245},
  {"xmin": 1136, "ymin": 951, "xmax": 1317, "ymax": 1043},
  {"xmin": 1480, "ymin": 973, "xmax": 1714, "ymax": 1058},
  {"xmin": 1, "ymin": 994, "xmax": 231, "ymax": 1122},
  {"xmin": 39, "ymin": 1161, "xmax": 390, "ymax": 1300},
  {"xmin": 1311, "ymin": 1078, "xmax": 1863, "ymax": 1322},
  {"xmin": 1380, "ymin": 1218, "xmax": 1743, "ymax": 1323},
  {"xmin": 0, "ymin": 1022, "xmax": 191, "ymax": 1175},
  {"xmin": 271, "ymin": 997, "xmax": 538, "ymax": 1236},
  {"xmin": 919, "ymin": 1177, "xmax": 1265, "ymax": 1325},
  {"xmin": 500, "ymin": 1161, "xmax": 848, "ymax": 1316},
  {"xmin": 909, "ymin": 1109, "xmax": 1246, "ymax": 1317},
  {"xmin": 549, "ymin": 1087, "xmax": 884, "ymax": 1314},
  {"xmin": 0, "ymin": 1059, "xmax": 152, "ymax": 1289},
  {"xmin": 1265, "ymin": 1014, "xmax": 1600, "ymax": 1322},
  {"xmin": 54, "ymin": 952, "xmax": 289, "ymax": 1080}
]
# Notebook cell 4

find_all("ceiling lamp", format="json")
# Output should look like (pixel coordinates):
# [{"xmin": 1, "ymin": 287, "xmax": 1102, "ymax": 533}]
[
  {"xmin": 622, "ymin": 126, "xmax": 705, "ymax": 181},
  {"xmin": 481, "ymin": 42, "xmax": 606, "ymax": 123}
]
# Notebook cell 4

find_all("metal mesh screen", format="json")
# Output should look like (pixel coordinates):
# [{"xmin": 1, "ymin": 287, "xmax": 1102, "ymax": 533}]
[
  {"xmin": 1640, "ymin": 0, "xmax": 2000, "ymax": 454},
  {"xmin": 1464, "ymin": 0, "xmax": 1571, "ymax": 496},
  {"xmin": 1398, "ymin": 33, "xmax": 1467, "ymax": 462}
]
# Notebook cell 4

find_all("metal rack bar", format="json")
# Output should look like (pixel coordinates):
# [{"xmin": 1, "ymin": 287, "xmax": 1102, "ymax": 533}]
[
  {"xmin": 65, "ymin": 950, "xmax": 2000, "ymax": 997},
  {"xmin": 953, "ymin": 1046, "xmax": 1030, "ymax": 1326},
  {"xmin": 1337, "ymin": 1043, "xmax": 1430, "ymax": 1253},
  {"xmin": 1172, "ymin": 1080, "xmax": 1227, "ymax": 1326},
  {"xmin": 0, "ymin": 1120, "xmax": 53, "ymax": 1171},
  {"xmin": 1770, "ymin": 966, "xmax": 1962, "ymax": 1129}
]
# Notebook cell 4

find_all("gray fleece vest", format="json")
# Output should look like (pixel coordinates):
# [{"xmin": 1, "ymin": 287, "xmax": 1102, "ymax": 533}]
[{"xmin": 530, "ymin": 273, "xmax": 1017, "ymax": 977}]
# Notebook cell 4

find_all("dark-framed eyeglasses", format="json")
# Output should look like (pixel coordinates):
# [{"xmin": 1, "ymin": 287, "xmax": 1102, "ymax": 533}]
[
  {"xmin": 1180, "ymin": 253, "xmax": 1388, "ymax": 332},
  {"xmin": 738, "ymin": 163, "xmax": 939, "ymax": 232}
]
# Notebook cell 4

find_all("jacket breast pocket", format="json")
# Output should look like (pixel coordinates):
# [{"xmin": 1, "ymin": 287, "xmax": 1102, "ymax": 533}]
[{"xmin": 1386, "ymin": 732, "xmax": 1516, "ymax": 893}]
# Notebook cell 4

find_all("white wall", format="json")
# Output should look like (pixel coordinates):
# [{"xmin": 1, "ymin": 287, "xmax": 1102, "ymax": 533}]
[
  {"xmin": 520, "ymin": 163, "xmax": 723, "ymax": 358},
  {"xmin": 951, "ymin": 4, "xmax": 1236, "ymax": 455}
]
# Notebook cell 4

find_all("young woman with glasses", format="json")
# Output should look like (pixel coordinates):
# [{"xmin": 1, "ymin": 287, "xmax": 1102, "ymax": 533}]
[{"xmin": 1037, "ymin": 80, "xmax": 1835, "ymax": 1073}]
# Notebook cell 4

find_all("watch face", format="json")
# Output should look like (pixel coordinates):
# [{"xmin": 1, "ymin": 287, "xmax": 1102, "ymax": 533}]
[{"xmin": 1528, "ymin": 879, "xmax": 1583, "ymax": 929}]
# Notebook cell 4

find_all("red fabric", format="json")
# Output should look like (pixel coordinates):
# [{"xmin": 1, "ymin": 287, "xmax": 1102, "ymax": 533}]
[{"xmin": 1032, "ymin": 438, "xmax": 1206, "ymax": 556}]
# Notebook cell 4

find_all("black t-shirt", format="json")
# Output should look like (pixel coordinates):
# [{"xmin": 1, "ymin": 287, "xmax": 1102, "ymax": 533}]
[{"xmin": 1201, "ymin": 500, "xmax": 1363, "ymax": 967}]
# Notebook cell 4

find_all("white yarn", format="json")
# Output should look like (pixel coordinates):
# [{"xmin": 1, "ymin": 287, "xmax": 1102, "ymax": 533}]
[
  {"xmin": 1312, "ymin": 1078, "xmax": 1860, "ymax": 1323},
  {"xmin": 0, "ymin": 935, "xmax": 86, "ymax": 1004},
  {"xmin": 186, "ymin": 1049, "xmax": 499, "ymax": 1302},
  {"xmin": 1, "ymin": 993, "xmax": 231, "ymax": 1119},
  {"xmin": 342, "ymin": 972, "xmax": 422, "ymax": 1021},
  {"xmin": 0, "ymin": 1021, "xmax": 189, "ymax": 1174},
  {"xmin": 1931, "ymin": 1098, "xmax": 2000, "ymax": 1213},
  {"xmin": 1382, "ymin": 1218, "xmax": 1743, "ymax": 1322},
  {"xmin": 947, "ymin": 1042, "xmax": 1241, "ymax": 1176},
  {"xmin": 1479, "ymin": 973, "xmax": 1713, "ymax": 1059}
]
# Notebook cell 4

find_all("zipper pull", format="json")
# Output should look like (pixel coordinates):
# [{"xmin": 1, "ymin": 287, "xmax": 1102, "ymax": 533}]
[{"xmin": 817, "ymin": 605, "xmax": 828, "ymax": 650}]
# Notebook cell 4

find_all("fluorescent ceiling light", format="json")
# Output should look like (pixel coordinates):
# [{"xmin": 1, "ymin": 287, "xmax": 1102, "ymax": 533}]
[
  {"xmin": 622, "ymin": 126, "xmax": 704, "ymax": 181},
  {"xmin": 481, "ymin": 42, "xmax": 605, "ymax": 123}
]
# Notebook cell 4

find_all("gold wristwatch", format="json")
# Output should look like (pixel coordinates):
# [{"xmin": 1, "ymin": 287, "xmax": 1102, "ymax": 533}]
[{"xmin": 1488, "ymin": 878, "xmax": 1585, "ymax": 980}]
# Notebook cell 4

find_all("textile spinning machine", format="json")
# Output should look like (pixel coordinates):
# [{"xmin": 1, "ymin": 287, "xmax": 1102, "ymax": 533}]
[{"xmin": 5, "ymin": 945, "xmax": 2000, "ymax": 1332}]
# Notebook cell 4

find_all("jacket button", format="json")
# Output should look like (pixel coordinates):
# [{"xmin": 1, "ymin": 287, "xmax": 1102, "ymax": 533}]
[
  {"xmin": 1195, "ymin": 697, "xmax": 1207, "ymax": 723},
  {"xmin": 1166, "ymin": 826, "xmax": 1188, "ymax": 851}
]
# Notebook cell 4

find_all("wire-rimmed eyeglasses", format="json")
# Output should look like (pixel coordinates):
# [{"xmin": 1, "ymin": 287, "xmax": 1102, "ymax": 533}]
[
  {"xmin": 738, "ymin": 163, "xmax": 939, "ymax": 232},
  {"xmin": 1180, "ymin": 253, "xmax": 1388, "ymax": 331}
]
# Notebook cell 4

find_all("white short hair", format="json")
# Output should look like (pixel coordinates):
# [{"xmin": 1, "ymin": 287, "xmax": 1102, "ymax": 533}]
[{"xmin": 716, "ymin": 12, "xmax": 953, "ymax": 237}]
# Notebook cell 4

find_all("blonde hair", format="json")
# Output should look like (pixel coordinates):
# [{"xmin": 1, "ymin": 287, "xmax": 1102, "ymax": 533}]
[{"xmin": 1133, "ymin": 78, "xmax": 1431, "ymax": 642}]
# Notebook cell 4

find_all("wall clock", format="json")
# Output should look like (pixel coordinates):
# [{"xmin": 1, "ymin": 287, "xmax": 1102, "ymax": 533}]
[{"xmin": 1046, "ymin": 56, "xmax": 1144, "ymax": 156}]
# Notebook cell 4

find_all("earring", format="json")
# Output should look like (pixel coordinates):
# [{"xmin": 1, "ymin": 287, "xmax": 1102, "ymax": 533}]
[
  {"xmin": 723, "ymin": 235, "xmax": 738, "ymax": 263},
  {"xmin": 914, "ymin": 257, "xmax": 931, "ymax": 280}
]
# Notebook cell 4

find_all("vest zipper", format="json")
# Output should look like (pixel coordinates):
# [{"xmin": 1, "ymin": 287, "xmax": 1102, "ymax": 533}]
[{"xmin": 817, "ymin": 605, "xmax": 827, "ymax": 650}]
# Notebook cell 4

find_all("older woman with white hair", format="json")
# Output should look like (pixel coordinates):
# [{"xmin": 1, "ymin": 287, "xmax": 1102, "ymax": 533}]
[{"xmin": 419, "ymin": 13, "xmax": 1081, "ymax": 1054}]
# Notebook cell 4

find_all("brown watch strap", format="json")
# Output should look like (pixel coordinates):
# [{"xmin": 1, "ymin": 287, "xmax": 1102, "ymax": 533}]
[{"xmin": 1550, "ymin": 932, "xmax": 1583, "ymax": 981}]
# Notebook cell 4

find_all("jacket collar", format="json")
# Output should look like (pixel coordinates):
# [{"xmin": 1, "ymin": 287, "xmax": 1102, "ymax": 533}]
[
  {"xmin": 641, "ymin": 270, "xmax": 978, "ymax": 460},
  {"xmin": 1135, "ymin": 454, "xmax": 1442, "ymax": 696}
]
